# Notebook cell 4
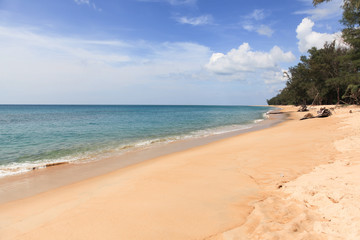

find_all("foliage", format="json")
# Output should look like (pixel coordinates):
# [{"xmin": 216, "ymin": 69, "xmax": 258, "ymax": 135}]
[
  {"xmin": 267, "ymin": 0, "xmax": 360, "ymax": 105},
  {"xmin": 342, "ymin": 84, "xmax": 360, "ymax": 103},
  {"xmin": 267, "ymin": 42, "xmax": 355, "ymax": 105}
]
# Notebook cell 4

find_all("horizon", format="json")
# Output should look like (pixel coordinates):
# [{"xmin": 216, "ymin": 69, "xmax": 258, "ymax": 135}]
[
  {"xmin": 0, "ymin": 103, "xmax": 270, "ymax": 107},
  {"xmin": 0, "ymin": 0, "xmax": 343, "ymax": 105}
]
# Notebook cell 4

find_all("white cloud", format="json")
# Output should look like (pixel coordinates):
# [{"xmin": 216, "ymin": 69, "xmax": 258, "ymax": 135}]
[
  {"xmin": 138, "ymin": 0, "xmax": 197, "ymax": 6},
  {"xmin": 74, "ymin": 0, "xmax": 101, "ymax": 11},
  {"xmin": 206, "ymin": 43, "xmax": 295, "ymax": 75},
  {"xmin": 242, "ymin": 24, "xmax": 254, "ymax": 31},
  {"xmin": 242, "ymin": 23, "xmax": 274, "ymax": 37},
  {"xmin": 0, "ymin": 22, "xmax": 291, "ymax": 104},
  {"xmin": 167, "ymin": 0, "xmax": 196, "ymax": 5},
  {"xmin": 296, "ymin": 17, "xmax": 346, "ymax": 53},
  {"xmin": 74, "ymin": 0, "xmax": 90, "ymax": 4},
  {"xmin": 0, "ymin": 26, "xmax": 129, "ymax": 63},
  {"xmin": 242, "ymin": 9, "xmax": 274, "ymax": 37},
  {"xmin": 205, "ymin": 43, "xmax": 295, "ymax": 84},
  {"xmin": 176, "ymin": 15, "xmax": 213, "ymax": 26},
  {"xmin": 0, "ymin": 25, "xmax": 213, "ymax": 103},
  {"xmin": 262, "ymin": 70, "xmax": 288, "ymax": 84},
  {"xmin": 256, "ymin": 25, "xmax": 274, "ymax": 37},
  {"xmin": 295, "ymin": 0, "xmax": 342, "ymax": 20},
  {"xmin": 248, "ymin": 9, "xmax": 266, "ymax": 21}
]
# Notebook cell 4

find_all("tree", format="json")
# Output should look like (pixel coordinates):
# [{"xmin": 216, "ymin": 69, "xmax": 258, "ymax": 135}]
[
  {"xmin": 267, "ymin": 1, "xmax": 360, "ymax": 105},
  {"xmin": 342, "ymin": 84, "xmax": 360, "ymax": 104},
  {"xmin": 267, "ymin": 43, "xmax": 351, "ymax": 105},
  {"xmin": 313, "ymin": 0, "xmax": 360, "ymax": 55}
]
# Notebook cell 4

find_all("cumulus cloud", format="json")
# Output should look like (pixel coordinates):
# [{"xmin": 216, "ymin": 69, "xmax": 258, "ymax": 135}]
[
  {"xmin": 296, "ymin": 17, "xmax": 345, "ymax": 53},
  {"xmin": 205, "ymin": 43, "xmax": 295, "ymax": 84},
  {"xmin": 176, "ymin": 15, "xmax": 213, "ymax": 26},
  {"xmin": 295, "ymin": 0, "xmax": 342, "ymax": 20},
  {"xmin": 206, "ymin": 43, "xmax": 295, "ymax": 75}
]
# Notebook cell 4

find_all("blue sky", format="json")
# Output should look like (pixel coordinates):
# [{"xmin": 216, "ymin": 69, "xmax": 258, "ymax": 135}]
[{"xmin": 0, "ymin": 0, "xmax": 344, "ymax": 104}]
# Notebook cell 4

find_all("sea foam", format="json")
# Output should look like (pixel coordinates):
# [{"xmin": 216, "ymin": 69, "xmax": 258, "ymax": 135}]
[{"xmin": 0, "ymin": 105, "xmax": 273, "ymax": 177}]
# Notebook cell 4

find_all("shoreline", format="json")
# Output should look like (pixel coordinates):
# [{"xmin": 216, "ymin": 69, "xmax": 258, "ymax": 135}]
[
  {"xmin": 0, "ymin": 108, "xmax": 284, "ymax": 204},
  {"xmin": 0, "ymin": 105, "xmax": 273, "ymax": 179},
  {"xmin": 1, "ymin": 105, "xmax": 358, "ymax": 239}
]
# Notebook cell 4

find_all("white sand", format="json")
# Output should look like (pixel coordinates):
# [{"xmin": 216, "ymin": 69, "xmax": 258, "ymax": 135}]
[
  {"xmin": 1, "ymin": 106, "xmax": 360, "ymax": 240},
  {"xmin": 218, "ymin": 106, "xmax": 360, "ymax": 240}
]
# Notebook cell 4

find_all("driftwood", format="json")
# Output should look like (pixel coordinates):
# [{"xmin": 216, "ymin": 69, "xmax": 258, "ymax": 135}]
[
  {"xmin": 32, "ymin": 162, "xmax": 69, "ymax": 170},
  {"xmin": 300, "ymin": 107, "xmax": 332, "ymax": 120},
  {"xmin": 317, "ymin": 107, "xmax": 332, "ymax": 118},
  {"xmin": 300, "ymin": 113, "xmax": 314, "ymax": 120},
  {"xmin": 297, "ymin": 105, "xmax": 309, "ymax": 112}
]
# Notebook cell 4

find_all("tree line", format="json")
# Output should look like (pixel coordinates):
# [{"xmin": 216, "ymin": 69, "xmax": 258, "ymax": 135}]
[{"xmin": 267, "ymin": 0, "xmax": 360, "ymax": 105}]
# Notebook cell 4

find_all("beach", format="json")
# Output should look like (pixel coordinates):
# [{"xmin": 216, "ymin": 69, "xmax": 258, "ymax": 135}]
[{"xmin": 1, "ymin": 105, "xmax": 359, "ymax": 239}]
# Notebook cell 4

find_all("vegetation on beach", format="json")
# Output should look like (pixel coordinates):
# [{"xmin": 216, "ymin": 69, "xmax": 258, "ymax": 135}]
[{"xmin": 267, "ymin": 0, "xmax": 360, "ymax": 105}]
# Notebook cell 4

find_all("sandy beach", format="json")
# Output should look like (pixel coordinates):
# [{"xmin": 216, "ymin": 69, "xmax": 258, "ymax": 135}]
[{"xmin": 1, "ymin": 105, "xmax": 359, "ymax": 240}]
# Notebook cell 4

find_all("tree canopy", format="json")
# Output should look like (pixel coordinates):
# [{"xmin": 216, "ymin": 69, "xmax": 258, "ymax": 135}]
[{"xmin": 267, "ymin": 0, "xmax": 360, "ymax": 105}]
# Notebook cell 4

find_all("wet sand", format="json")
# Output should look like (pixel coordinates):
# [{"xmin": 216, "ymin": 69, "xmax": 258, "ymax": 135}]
[
  {"xmin": 1, "ymin": 106, "xmax": 359, "ymax": 239},
  {"xmin": 0, "ymin": 112, "xmax": 284, "ymax": 204}
]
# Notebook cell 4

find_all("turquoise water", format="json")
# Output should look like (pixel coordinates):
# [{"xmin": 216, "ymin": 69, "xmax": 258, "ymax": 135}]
[{"xmin": 0, "ymin": 105, "xmax": 272, "ymax": 177}]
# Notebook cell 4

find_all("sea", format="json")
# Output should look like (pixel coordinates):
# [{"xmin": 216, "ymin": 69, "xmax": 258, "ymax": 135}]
[{"xmin": 0, "ymin": 105, "xmax": 273, "ymax": 177}]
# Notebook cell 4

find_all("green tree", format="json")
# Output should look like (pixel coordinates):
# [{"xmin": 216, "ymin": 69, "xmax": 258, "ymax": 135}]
[
  {"xmin": 314, "ymin": 0, "xmax": 360, "ymax": 68},
  {"xmin": 267, "ymin": 0, "xmax": 360, "ymax": 106},
  {"xmin": 267, "ymin": 43, "xmax": 351, "ymax": 105},
  {"xmin": 342, "ymin": 84, "xmax": 360, "ymax": 103}
]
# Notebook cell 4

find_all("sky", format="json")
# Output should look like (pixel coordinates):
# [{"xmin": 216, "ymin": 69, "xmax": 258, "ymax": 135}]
[{"xmin": 0, "ymin": 0, "xmax": 344, "ymax": 105}]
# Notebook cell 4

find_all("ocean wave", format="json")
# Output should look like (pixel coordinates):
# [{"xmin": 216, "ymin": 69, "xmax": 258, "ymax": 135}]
[
  {"xmin": 253, "ymin": 112, "xmax": 270, "ymax": 123},
  {"xmin": 0, "ymin": 158, "xmax": 78, "ymax": 177},
  {"xmin": 0, "ymin": 118, "xmax": 268, "ymax": 178}
]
